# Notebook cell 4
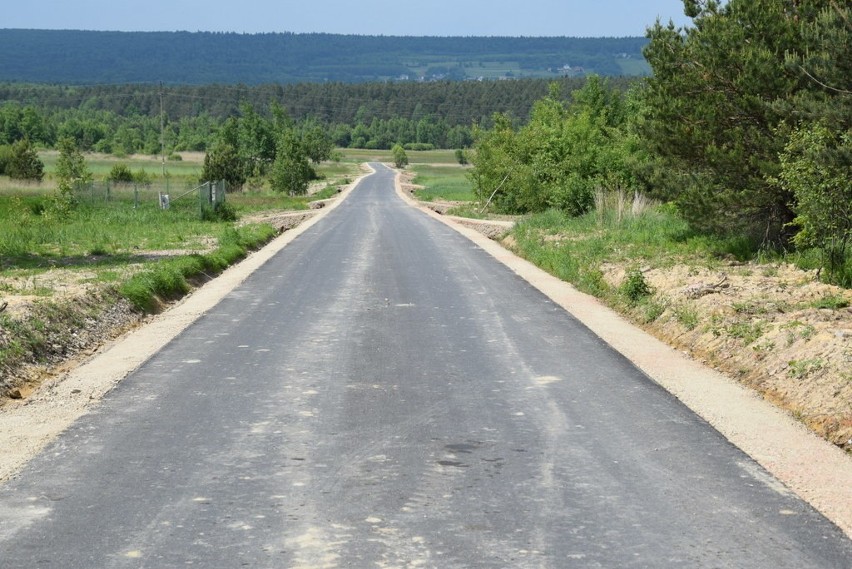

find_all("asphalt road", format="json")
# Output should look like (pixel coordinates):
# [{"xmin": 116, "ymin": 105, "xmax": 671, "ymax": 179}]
[{"xmin": 1, "ymin": 164, "xmax": 850, "ymax": 568}]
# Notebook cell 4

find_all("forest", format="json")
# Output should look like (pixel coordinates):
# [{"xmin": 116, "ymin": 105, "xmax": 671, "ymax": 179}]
[
  {"xmin": 0, "ymin": 1, "xmax": 849, "ymax": 285},
  {"xmin": 0, "ymin": 77, "xmax": 637, "ymax": 154},
  {"xmin": 0, "ymin": 30, "xmax": 649, "ymax": 84}
]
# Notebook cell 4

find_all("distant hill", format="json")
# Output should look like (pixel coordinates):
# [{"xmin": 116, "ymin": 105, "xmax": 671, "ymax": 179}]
[{"xmin": 0, "ymin": 29, "xmax": 650, "ymax": 85}]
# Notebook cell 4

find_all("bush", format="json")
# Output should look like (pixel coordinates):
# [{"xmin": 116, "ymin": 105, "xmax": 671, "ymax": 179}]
[
  {"xmin": 779, "ymin": 125, "xmax": 851, "ymax": 286},
  {"xmin": 107, "ymin": 163, "xmax": 134, "ymax": 183},
  {"xmin": 403, "ymin": 143, "xmax": 434, "ymax": 151},
  {"xmin": 133, "ymin": 169, "xmax": 153, "ymax": 185},
  {"xmin": 620, "ymin": 268, "xmax": 652, "ymax": 304},
  {"xmin": 201, "ymin": 201, "xmax": 238, "ymax": 222},
  {"xmin": 6, "ymin": 139, "xmax": 44, "ymax": 181},
  {"xmin": 392, "ymin": 143, "xmax": 408, "ymax": 168}
]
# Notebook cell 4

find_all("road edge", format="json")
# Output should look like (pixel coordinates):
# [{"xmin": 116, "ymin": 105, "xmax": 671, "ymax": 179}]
[{"xmin": 391, "ymin": 165, "xmax": 852, "ymax": 538}]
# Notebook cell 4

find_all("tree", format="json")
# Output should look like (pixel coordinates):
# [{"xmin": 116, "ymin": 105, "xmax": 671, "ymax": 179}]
[
  {"xmin": 270, "ymin": 130, "xmax": 313, "ymax": 196},
  {"xmin": 236, "ymin": 103, "xmax": 276, "ymax": 179},
  {"xmin": 55, "ymin": 136, "xmax": 91, "ymax": 197},
  {"xmin": 300, "ymin": 121, "xmax": 334, "ymax": 164},
  {"xmin": 469, "ymin": 80, "xmax": 642, "ymax": 215},
  {"xmin": 778, "ymin": 124, "xmax": 852, "ymax": 285},
  {"xmin": 6, "ymin": 138, "xmax": 44, "ymax": 181},
  {"xmin": 391, "ymin": 143, "xmax": 408, "ymax": 168},
  {"xmin": 642, "ymin": 0, "xmax": 850, "ymax": 244},
  {"xmin": 201, "ymin": 142, "xmax": 246, "ymax": 189}
]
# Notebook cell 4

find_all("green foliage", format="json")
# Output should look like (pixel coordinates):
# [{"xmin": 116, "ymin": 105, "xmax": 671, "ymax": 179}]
[
  {"xmin": 299, "ymin": 120, "xmax": 335, "ymax": 164},
  {"xmin": 107, "ymin": 163, "xmax": 134, "ymax": 183},
  {"xmin": 6, "ymin": 138, "xmax": 44, "ymax": 181},
  {"xmin": 620, "ymin": 268, "xmax": 653, "ymax": 304},
  {"xmin": 51, "ymin": 136, "xmax": 91, "ymax": 215},
  {"xmin": 788, "ymin": 358, "xmax": 824, "ymax": 379},
  {"xmin": 270, "ymin": 129, "xmax": 314, "ymax": 195},
  {"xmin": 119, "ymin": 224, "xmax": 276, "ymax": 313},
  {"xmin": 201, "ymin": 142, "xmax": 245, "ymax": 189},
  {"xmin": 642, "ymin": 0, "xmax": 851, "ymax": 245},
  {"xmin": 810, "ymin": 295, "xmax": 850, "ymax": 311},
  {"xmin": 0, "ymin": 76, "xmax": 639, "ymax": 156},
  {"xmin": 779, "ymin": 124, "xmax": 852, "ymax": 286},
  {"xmin": 726, "ymin": 320, "xmax": 766, "ymax": 346},
  {"xmin": 454, "ymin": 148, "xmax": 468, "ymax": 165},
  {"xmin": 200, "ymin": 201, "xmax": 238, "ymax": 223},
  {"xmin": 674, "ymin": 304, "xmax": 699, "ymax": 330},
  {"xmin": 392, "ymin": 143, "xmax": 409, "ymax": 168},
  {"xmin": 470, "ymin": 78, "xmax": 647, "ymax": 216},
  {"xmin": 0, "ymin": 144, "xmax": 10, "ymax": 174}
]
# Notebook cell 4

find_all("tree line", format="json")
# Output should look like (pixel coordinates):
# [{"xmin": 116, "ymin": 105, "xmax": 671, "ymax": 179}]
[
  {"xmin": 0, "ymin": 30, "xmax": 649, "ymax": 84},
  {"xmin": 0, "ymin": 77, "xmax": 637, "ymax": 156},
  {"xmin": 469, "ymin": 0, "xmax": 850, "ymax": 285}
]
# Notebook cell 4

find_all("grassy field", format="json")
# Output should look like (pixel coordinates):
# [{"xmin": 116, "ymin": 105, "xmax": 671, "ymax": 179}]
[
  {"xmin": 0, "ymin": 151, "xmax": 360, "ymax": 310},
  {"xmin": 340, "ymin": 148, "xmax": 462, "ymax": 166},
  {"xmin": 410, "ymin": 164, "xmax": 477, "ymax": 202}
]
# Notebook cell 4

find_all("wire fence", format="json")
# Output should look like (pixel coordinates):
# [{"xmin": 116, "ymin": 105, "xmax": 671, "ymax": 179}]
[{"xmin": 72, "ymin": 179, "xmax": 230, "ymax": 218}]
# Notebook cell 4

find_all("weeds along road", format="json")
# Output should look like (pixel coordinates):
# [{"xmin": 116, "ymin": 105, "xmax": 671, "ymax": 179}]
[{"xmin": 0, "ymin": 163, "xmax": 850, "ymax": 568}]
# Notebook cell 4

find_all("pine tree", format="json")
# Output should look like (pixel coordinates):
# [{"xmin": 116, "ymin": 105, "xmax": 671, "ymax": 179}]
[
  {"xmin": 642, "ymin": 0, "xmax": 850, "ymax": 245},
  {"xmin": 6, "ymin": 138, "xmax": 44, "ymax": 181}
]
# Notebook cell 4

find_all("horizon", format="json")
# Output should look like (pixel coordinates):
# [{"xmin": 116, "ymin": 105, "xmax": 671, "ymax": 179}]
[{"xmin": 0, "ymin": 28, "xmax": 656, "ymax": 39}]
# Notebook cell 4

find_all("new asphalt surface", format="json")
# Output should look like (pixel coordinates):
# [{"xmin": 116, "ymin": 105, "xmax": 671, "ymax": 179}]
[{"xmin": 0, "ymin": 164, "xmax": 850, "ymax": 568}]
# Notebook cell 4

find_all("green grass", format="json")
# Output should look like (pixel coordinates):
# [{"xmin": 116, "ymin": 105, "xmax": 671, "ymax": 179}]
[
  {"xmin": 39, "ymin": 151, "xmax": 204, "ymax": 182},
  {"xmin": 810, "ymin": 295, "xmax": 850, "ymax": 310},
  {"xmin": 119, "ymin": 224, "xmax": 276, "ymax": 312},
  {"xmin": 507, "ymin": 204, "xmax": 762, "ymax": 306},
  {"xmin": 411, "ymin": 164, "xmax": 476, "ymax": 202},
  {"xmin": 340, "ymin": 148, "xmax": 460, "ymax": 166},
  {"xmin": 0, "ymin": 152, "xmax": 359, "ymax": 317}
]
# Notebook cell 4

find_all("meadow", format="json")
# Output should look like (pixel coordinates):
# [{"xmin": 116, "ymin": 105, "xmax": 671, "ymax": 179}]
[{"xmin": 0, "ymin": 151, "xmax": 361, "ymax": 311}]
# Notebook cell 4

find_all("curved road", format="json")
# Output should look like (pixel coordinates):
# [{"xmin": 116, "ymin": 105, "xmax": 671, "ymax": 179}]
[{"xmin": 0, "ymin": 164, "xmax": 850, "ymax": 568}]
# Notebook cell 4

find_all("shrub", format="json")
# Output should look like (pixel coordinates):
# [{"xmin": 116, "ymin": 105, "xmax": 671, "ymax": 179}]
[
  {"xmin": 7, "ymin": 139, "xmax": 44, "ymax": 181},
  {"xmin": 392, "ymin": 143, "xmax": 409, "ymax": 168},
  {"xmin": 779, "ymin": 125, "xmax": 852, "ymax": 286},
  {"xmin": 620, "ymin": 268, "xmax": 652, "ymax": 304},
  {"xmin": 107, "ymin": 163, "xmax": 134, "ymax": 183}
]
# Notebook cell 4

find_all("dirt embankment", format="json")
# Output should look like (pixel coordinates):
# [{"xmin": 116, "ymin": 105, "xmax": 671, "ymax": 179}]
[{"xmin": 614, "ymin": 264, "xmax": 852, "ymax": 451}]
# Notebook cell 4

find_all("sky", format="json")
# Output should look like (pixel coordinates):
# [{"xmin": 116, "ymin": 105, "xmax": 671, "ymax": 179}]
[{"xmin": 4, "ymin": 0, "xmax": 691, "ymax": 37}]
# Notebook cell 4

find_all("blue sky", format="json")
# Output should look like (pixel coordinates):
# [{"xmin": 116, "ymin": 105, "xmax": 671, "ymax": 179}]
[{"xmin": 5, "ymin": 1, "xmax": 691, "ymax": 36}]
